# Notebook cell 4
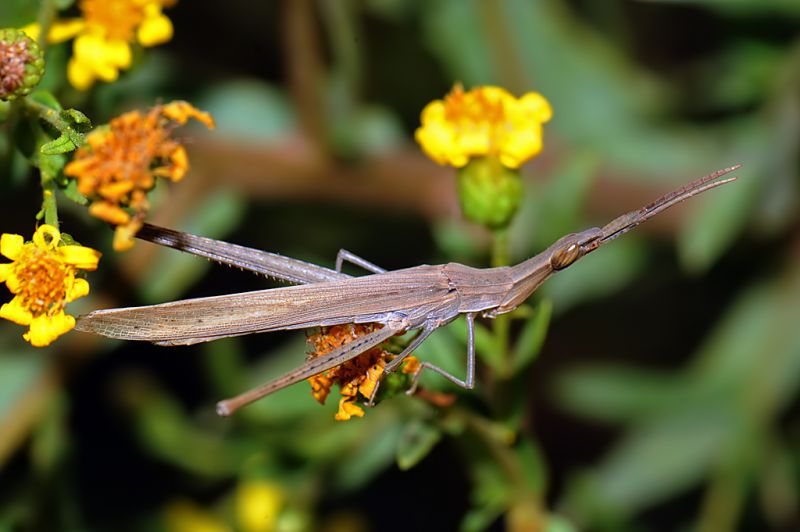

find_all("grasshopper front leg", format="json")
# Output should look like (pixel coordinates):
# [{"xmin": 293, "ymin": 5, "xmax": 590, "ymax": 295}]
[
  {"xmin": 367, "ymin": 312, "xmax": 478, "ymax": 405},
  {"xmin": 406, "ymin": 312, "xmax": 477, "ymax": 394}
]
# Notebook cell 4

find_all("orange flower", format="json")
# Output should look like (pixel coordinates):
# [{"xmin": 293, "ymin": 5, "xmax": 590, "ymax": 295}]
[
  {"xmin": 307, "ymin": 323, "xmax": 417, "ymax": 421},
  {"xmin": 0, "ymin": 225, "xmax": 100, "ymax": 346},
  {"xmin": 64, "ymin": 101, "xmax": 214, "ymax": 251}
]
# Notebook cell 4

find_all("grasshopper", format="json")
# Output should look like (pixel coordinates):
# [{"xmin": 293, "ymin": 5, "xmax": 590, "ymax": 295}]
[{"xmin": 75, "ymin": 165, "xmax": 739, "ymax": 415}]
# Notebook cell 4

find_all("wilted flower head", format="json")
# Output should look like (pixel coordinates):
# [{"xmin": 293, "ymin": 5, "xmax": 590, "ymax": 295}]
[
  {"xmin": 64, "ymin": 101, "xmax": 214, "ymax": 251},
  {"xmin": 0, "ymin": 225, "xmax": 100, "ymax": 346},
  {"xmin": 415, "ymin": 84, "xmax": 552, "ymax": 169},
  {"xmin": 307, "ymin": 323, "xmax": 418, "ymax": 421}
]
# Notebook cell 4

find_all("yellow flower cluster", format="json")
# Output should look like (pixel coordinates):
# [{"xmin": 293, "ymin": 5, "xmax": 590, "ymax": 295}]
[
  {"xmin": 0, "ymin": 225, "xmax": 100, "ymax": 346},
  {"xmin": 24, "ymin": 0, "xmax": 176, "ymax": 90},
  {"xmin": 415, "ymin": 84, "xmax": 552, "ymax": 169},
  {"xmin": 64, "ymin": 101, "xmax": 214, "ymax": 251}
]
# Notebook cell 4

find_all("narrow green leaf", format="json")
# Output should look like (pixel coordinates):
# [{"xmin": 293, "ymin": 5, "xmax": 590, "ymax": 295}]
[
  {"xmin": 29, "ymin": 90, "xmax": 62, "ymax": 111},
  {"xmin": 62, "ymin": 179, "xmax": 88, "ymax": 205},
  {"xmin": 39, "ymin": 133, "xmax": 75, "ymax": 155},
  {"xmin": 511, "ymin": 298, "xmax": 552, "ymax": 373},
  {"xmin": 396, "ymin": 419, "xmax": 442, "ymax": 470},
  {"xmin": 36, "ymin": 152, "xmax": 66, "ymax": 182},
  {"xmin": 62, "ymin": 108, "xmax": 90, "ymax": 125}
]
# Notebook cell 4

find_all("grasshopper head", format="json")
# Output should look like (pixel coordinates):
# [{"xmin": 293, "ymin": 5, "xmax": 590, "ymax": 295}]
[{"xmin": 549, "ymin": 228, "xmax": 603, "ymax": 271}]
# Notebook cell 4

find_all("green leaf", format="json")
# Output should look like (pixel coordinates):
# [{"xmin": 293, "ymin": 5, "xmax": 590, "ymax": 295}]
[
  {"xmin": 332, "ymin": 417, "xmax": 405, "ymax": 491},
  {"xmin": 39, "ymin": 133, "xmax": 76, "ymax": 155},
  {"xmin": 516, "ymin": 437, "xmax": 547, "ymax": 493},
  {"xmin": 29, "ymin": 90, "xmax": 62, "ymax": 111},
  {"xmin": 62, "ymin": 178, "xmax": 88, "ymax": 205},
  {"xmin": 562, "ymin": 403, "xmax": 737, "ymax": 520},
  {"xmin": 30, "ymin": 392, "xmax": 68, "ymax": 474},
  {"xmin": 510, "ymin": 298, "xmax": 552, "ymax": 373},
  {"xmin": 115, "ymin": 371, "xmax": 239, "ymax": 477},
  {"xmin": 555, "ymin": 365, "xmax": 699, "ymax": 423},
  {"xmin": 36, "ymin": 152, "xmax": 66, "ymax": 182},
  {"xmin": 396, "ymin": 419, "xmax": 442, "ymax": 470},
  {"xmin": 197, "ymin": 80, "xmax": 295, "ymax": 141},
  {"xmin": 61, "ymin": 108, "xmax": 90, "ymax": 126},
  {"xmin": 0, "ymin": 350, "xmax": 51, "ymax": 466},
  {"xmin": 461, "ymin": 456, "xmax": 511, "ymax": 532},
  {"xmin": 546, "ymin": 514, "xmax": 579, "ymax": 532}
]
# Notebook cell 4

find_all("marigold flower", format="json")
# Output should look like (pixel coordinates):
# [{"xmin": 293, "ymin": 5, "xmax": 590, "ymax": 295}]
[
  {"xmin": 306, "ymin": 323, "xmax": 417, "ymax": 420},
  {"xmin": 64, "ymin": 101, "xmax": 214, "ymax": 251},
  {"xmin": 0, "ymin": 225, "xmax": 100, "ymax": 346},
  {"xmin": 22, "ymin": 0, "xmax": 176, "ymax": 90},
  {"xmin": 415, "ymin": 84, "xmax": 552, "ymax": 169}
]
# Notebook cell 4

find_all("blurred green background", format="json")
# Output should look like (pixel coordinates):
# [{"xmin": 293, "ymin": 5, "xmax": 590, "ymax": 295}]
[{"xmin": 1, "ymin": 0, "xmax": 799, "ymax": 531}]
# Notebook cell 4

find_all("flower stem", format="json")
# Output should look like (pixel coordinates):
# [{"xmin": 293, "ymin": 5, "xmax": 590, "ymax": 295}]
[
  {"xmin": 461, "ymin": 408, "xmax": 544, "ymax": 528},
  {"xmin": 41, "ymin": 181, "xmax": 59, "ymax": 228},
  {"xmin": 36, "ymin": 0, "xmax": 56, "ymax": 55},
  {"xmin": 491, "ymin": 227, "xmax": 512, "ymax": 377}
]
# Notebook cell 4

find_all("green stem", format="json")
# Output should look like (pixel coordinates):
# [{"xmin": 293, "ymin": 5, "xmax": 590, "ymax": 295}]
[
  {"xmin": 41, "ymin": 179, "xmax": 58, "ymax": 228},
  {"xmin": 491, "ymin": 227, "xmax": 512, "ymax": 377},
  {"xmin": 461, "ymin": 409, "xmax": 544, "ymax": 527},
  {"xmin": 36, "ymin": 0, "xmax": 56, "ymax": 55}
]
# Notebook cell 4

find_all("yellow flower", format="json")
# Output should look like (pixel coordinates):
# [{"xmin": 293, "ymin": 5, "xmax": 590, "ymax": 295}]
[
  {"xmin": 236, "ymin": 480, "xmax": 285, "ymax": 532},
  {"xmin": 415, "ymin": 84, "xmax": 552, "ymax": 169},
  {"xmin": 64, "ymin": 101, "xmax": 214, "ymax": 251},
  {"xmin": 163, "ymin": 499, "xmax": 230, "ymax": 532},
  {"xmin": 0, "ymin": 225, "xmax": 100, "ymax": 346},
  {"xmin": 23, "ymin": 0, "xmax": 176, "ymax": 90}
]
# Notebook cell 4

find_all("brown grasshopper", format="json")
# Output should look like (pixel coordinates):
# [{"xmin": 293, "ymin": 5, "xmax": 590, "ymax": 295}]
[{"xmin": 75, "ymin": 165, "xmax": 739, "ymax": 415}]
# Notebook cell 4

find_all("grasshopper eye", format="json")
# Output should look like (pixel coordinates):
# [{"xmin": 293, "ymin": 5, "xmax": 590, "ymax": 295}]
[{"xmin": 551, "ymin": 242, "xmax": 582, "ymax": 270}]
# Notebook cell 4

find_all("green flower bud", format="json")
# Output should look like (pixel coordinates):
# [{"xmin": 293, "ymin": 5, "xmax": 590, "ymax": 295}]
[
  {"xmin": 457, "ymin": 156, "xmax": 523, "ymax": 229},
  {"xmin": 0, "ymin": 29, "xmax": 45, "ymax": 101}
]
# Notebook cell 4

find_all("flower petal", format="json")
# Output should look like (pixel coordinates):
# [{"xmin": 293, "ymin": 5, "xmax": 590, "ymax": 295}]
[
  {"xmin": 137, "ymin": 12, "xmax": 173, "ymax": 47},
  {"xmin": 48, "ymin": 18, "xmax": 86, "ymax": 43},
  {"xmin": 59, "ymin": 245, "xmax": 101, "ymax": 271},
  {"xmin": 24, "ymin": 312, "xmax": 75, "ymax": 347},
  {"xmin": 335, "ymin": 397, "xmax": 365, "ymax": 421},
  {"xmin": 89, "ymin": 201, "xmax": 131, "ymax": 225},
  {"xmin": 33, "ymin": 225, "xmax": 61, "ymax": 250},
  {"xmin": 0, "ymin": 263, "xmax": 11, "ymax": 283},
  {"xmin": 0, "ymin": 233, "xmax": 24, "ymax": 260},
  {"xmin": 0, "ymin": 297, "xmax": 33, "ymax": 326},
  {"xmin": 67, "ymin": 55, "xmax": 96, "ymax": 91},
  {"xmin": 66, "ymin": 277, "xmax": 90, "ymax": 303}
]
